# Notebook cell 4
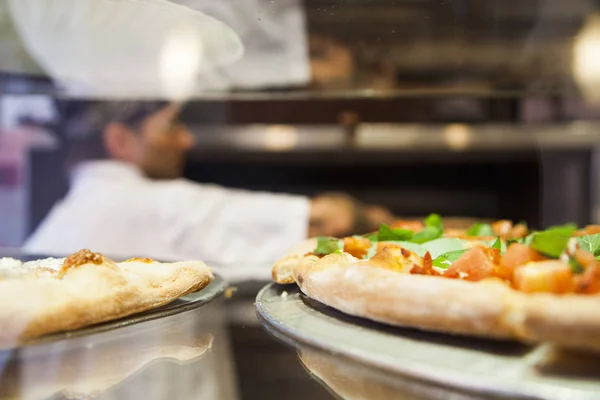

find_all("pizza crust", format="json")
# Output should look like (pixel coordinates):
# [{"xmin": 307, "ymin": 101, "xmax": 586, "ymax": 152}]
[
  {"xmin": 272, "ymin": 238, "xmax": 318, "ymax": 284},
  {"xmin": 520, "ymin": 295, "xmax": 600, "ymax": 352},
  {"xmin": 0, "ymin": 255, "xmax": 214, "ymax": 346},
  {"xmin": 273, "ymin": 235, "xmax": 600, "ymax": 351},
  {"xmin": 278, "ymin": 249, "xmax": 600, "ymax": 351},
  {"xmin": 294, "ymin": 256, "xmax": 524, "ymax": 339}
]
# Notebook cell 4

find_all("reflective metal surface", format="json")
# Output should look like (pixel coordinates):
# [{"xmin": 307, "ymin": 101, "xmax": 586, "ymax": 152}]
[
  {"xmin": 0, "ymin": 295, "xmax": 238, "ymax": 400},
  {"xmin": 14, "ymin": 275, "xmax": 226, "ymax": 349},
  {"xmin": 297, "ymin": 347, "xmax": 487, "ymax": 400},
  {"xmin": 256, "ymin": 283, "xmax": 600, "ymax": 400},
  {"xmin": 0, "ymin": 254, "xmax": 339, "ymax": 400}
]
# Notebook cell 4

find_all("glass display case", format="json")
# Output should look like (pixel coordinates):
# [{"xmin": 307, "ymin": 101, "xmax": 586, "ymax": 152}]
[{"xmin": 1, "ymin": 1, "xmax": 600, "ymax": 399}]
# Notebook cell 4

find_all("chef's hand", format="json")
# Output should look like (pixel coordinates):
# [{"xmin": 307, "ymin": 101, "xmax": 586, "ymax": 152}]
[
  {"xmin": 364, "ymin": 205, "xmax": 397, "ymax": 232},
  {"xmin": 309, "ymin": 193, "xmax": 396, "ymax": 237}
]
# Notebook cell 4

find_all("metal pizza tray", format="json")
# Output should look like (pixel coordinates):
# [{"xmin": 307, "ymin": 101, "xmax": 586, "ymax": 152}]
[
  {"xmin": 256, "ymin": 283, "xmax": 600, "ymax": 400},
  {"xmin": 13, "ymin": 274, "xmax": 226, "ymax": 349}
]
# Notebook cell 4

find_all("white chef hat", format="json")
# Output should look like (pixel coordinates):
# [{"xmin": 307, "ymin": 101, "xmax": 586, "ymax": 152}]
[{"xmin": 7, "ymin": 0, "xmax": 244, "ymax": 100}]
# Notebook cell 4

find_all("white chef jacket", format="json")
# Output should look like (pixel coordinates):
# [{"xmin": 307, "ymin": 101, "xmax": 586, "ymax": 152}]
[{"xmin": 23, "ymin": 161, "xmax": 310, "ymax": 268}]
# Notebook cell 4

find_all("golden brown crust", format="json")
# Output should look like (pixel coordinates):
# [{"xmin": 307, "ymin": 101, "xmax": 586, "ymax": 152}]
[
  {"xmin": 293, "ymin": 258, "xmax": 523, "ymax": 339},
  {"xmin": 59, "ymin": 249, "xmax": 107, "ymax": 278},
  {"xmin": 272, "ymin": 238, "xmax": 319, "ymax": 284},
  {"xmin": 272, "ymin": 254, "xmax": 309, "ymax": 284},
  {"xmin": 275, "ymin": 237, "xmax": 600, "ymax": 351},
  {"xmin": 0, "ymin": 255, "xmax": 214, "ymax": 346},
  {"xmin": 124, "ymin": 257, "xmax": 154, "ymax": 263},
  {"xmin": 288, "ymin": 251, "xmax": 600, "ymax": 351},
  {"xmin": 520, "ymin": 295, "xmax": 600, "ymax": 352}
]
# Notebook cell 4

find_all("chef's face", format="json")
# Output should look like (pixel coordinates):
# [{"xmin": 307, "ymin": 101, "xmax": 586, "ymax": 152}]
[{"xmin": 128, "ymin": 104, "xmax": 194, "ymax": 179}]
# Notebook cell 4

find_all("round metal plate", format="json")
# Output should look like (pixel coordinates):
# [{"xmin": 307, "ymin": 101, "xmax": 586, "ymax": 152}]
[
  {"xmin": 256, "ymin": 283, "xmax": 600, "ymax": 400},
  {"xmin": 14, "ymin": 274, "xmax": 226, "ymax": 349}
]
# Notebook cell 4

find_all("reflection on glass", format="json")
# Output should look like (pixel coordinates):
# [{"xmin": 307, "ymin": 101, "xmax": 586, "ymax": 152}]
[
  {"xmin": 298, "ymin": 348, "xmax": 474, "ymax": 400},
  {"xmin": 6, "ymin": 0, "xmax": 243, "ymax": 98},
  {"xmin": 159, "ymin": 24, "xmax": 203, "ymax": 100},
  {"xmin": 573, "ymin": 14, "xmax": 600, "ymax": 103},
  {"xmin": 0, "ymin": 297, "xmax": 237, "ymax": 400},
  {"xmin": 264, "ymin": 125, "xmax": 300, "ymax": 151},
  {"xmin": 443, "ymin": 124, "xmax": 472, "ymax": 151}
]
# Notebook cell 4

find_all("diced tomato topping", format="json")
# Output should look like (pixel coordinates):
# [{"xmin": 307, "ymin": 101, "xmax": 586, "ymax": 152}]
[
  {"xmin": 573, "ymin": 264, "xmax": 600, "ymax": 294},
  {"xmin": 443, "ymin": 230, "xmax": 496, "ymax": 242},
  {"xmin": 444, "ymin": 229, "xmax": 467, "ymax": 238},
  {"xmin": 574, "ymin": 249, "xmax": 597, "ymax": 269},
  {"xmin": 501, "ymin": 243, "xmax": 547, "ymax": 271},
  {"xmin": 391, "ymin": 220, "xmax": 424, "ymax": 232},
  {"xmin": 444, "ymin": 246, "xmax": 501, "ymax": 282},
  {"xmin": 483, "ymin": 246, "xmax": 501, "ymax": 265},
  {"xmin": 585, "ymin": 225, "xmax": 600, "ymax": 235},
  {"xmin": 573, "ymin": 226, "xmax": 600, "ymax": 237},
  {"xmin": 492, "ymin": 220, "xmax": 513, "ymax": 238},
  {"xmin": 571, "ymin": 249, "xmax": 600, "ymax": 294},
  {"xmin": 443, "ymin": 268, "xmax": 460, "ymax": 279},
  {"xmin": 509, "ymin": 224, "xmax": 528, "ymax": 239},
  {"xmin": 410, "ymin": 252, "xmax": 441, "ymax": 276},
  {"xmin": 514, "ymin": 261, "xmax": 573, "ymax": 293},
  {"xmin": 343, "ymin": 237, "xmax": 372, "ymax": 259}
]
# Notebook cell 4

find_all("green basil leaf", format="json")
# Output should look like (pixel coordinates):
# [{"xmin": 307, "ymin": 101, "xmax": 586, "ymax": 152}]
[
  {"xmin": 466, "ymin": 223, "xmax": 494, "ymax": 237},
  {"xmin": 432, "ymin": 257, "xmax": 452, "ymax": 269},
  {"xmin": 576, "ymin": 233, "xmax": 600, "ymax": 257},
  {"xmin": 377, "ymin": 224, "xmax": 413, "ymax": 242},
  {"xmin": 530, "ymin": 225, "xmax": 576, "ymax": 258},
  {"xmin": 441, "ymin": 249, "xmax": 468, "ymax": 263},
  {"xmin": 569, "ymin": 257, "xmax": 584, "ymax": 274},
  {"xmin": 546, "ymin": 223, "xmax": 578, "ymax": 235},
  {"xmin": 421, "ymin": 238, "xmax": 469, "ymax": 259},
  {"xmin": 519, "ymin": 234, "xmax": 535, "ymax": 246},
  {"xmin": 315, "ymin": 237, "xmax": 343, "ymax": 256},
  {"xmin": 410, "ymin": 226, "xmax": 443, "ymax": 244},
  {"xmin": 364, "ymin": 233, "xmax": 378, "ymax": 242},
  {"xmin": 432, "ymin": 249, "xmax": 468, "ymax": 269},
  {"xmin": 424, "ymin": 213, "xmax": 443, "ymax": 229},
  {"xmin": 492, "ymin": 237, "xmax": 502, "ymax": 250}
]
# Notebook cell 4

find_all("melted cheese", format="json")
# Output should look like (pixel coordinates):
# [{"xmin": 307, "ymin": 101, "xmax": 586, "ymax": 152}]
[
  {"xmin": 397, "ymin": 251, "xmax": 424, "ymax": 273},
  {"xmin": 366, "ymin": 246, "xmax": 423, "ymax": 273},
  {"xmin": 23, "ymin": 257, "xmax": 65, "ymax": 272},
  {"xmin": 0, "ymin": 258, "xmax": 22, "ymax": 269},
  {"xmin": 0, "ymin": 257, "xmax": 64, "ymax": 279}
]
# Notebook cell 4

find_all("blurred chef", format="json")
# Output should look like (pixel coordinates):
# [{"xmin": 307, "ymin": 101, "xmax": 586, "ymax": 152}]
[{"xmin": 23, "ymin": 101, "xmax": 394, "ymax": 266}]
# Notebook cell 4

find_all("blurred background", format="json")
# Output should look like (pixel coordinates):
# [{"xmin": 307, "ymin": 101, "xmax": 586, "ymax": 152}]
[
  {"xmin": 3, "ymin": 0, "xmax": 600, "ymax": 252},
  {"xmin": 3, "ymin": 1, "xmax": 600, "ymax": 399}
]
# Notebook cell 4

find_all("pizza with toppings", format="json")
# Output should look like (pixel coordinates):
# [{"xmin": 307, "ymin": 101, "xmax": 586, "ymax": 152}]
[
  {"xmin": 272, "ymin": 215, "xmax": 600, "ymax": 352},
  {"xmin": 0, "ymin": 249, "xmax": 213, "ymax": 346}
]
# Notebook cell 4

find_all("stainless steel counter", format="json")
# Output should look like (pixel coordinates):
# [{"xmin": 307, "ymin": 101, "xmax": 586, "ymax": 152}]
[{"xmin": 0, "ymin": 257, "xmax": 336, "ymax": 400}]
